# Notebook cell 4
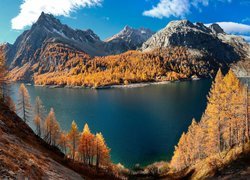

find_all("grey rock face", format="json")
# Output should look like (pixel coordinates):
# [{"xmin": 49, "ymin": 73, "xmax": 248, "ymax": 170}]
[
  {"xmin": 105, "ymin": 26, "xmax": 154, "ymax": 54},
  {"xmin": 7, "ymin": 12, "xmax": 108, "ymax": 69},
  {"xmin": 141, "ymin": 20, "xmax": 250, "ymax": 62},
  {"xmin": 209, "ymin": 23, "xmax": 225, "ymax": 35},
  {"xmin": 5, "ymin": 12, "xmax": 154, "ymax": 69}
]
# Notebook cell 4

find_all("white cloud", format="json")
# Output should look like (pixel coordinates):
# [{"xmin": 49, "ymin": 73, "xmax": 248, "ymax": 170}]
[
  {"xmin": 205, "ymin": 22, "xmax": 250, "ymax": 42},
  {"xmin": 143, "ymin": 0, "xmax": 190, "ymax": 19},
  {"xmin": 12, "ymin": 0, "xmax": 102, "ymax": 30},
  {"xmin": 240, "ymin": 35, "xmax": 250, "ymax": 42},
  {"xmin": 206, "ymin": 22, "xmax": 250, "ymax": 34},
  {"xmin": 143, "ymin": 0, "xmax": 231, "ymax": 19}
]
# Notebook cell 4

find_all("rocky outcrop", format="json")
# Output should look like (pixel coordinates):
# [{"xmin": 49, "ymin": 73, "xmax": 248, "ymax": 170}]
[
  {"xmin": 7, "ymin": 12, "xmax": 106, "ymax": 70},
  {"xmin": 209, "ymin": 23, "xmax": 225, "ymax": 35},
  {"xmin": 105, "ymin": 26, "xmax": 154, "ymax": 54},
  {"xmin": 141, "ymin": 20, "xmax": 250, "ymax": 63}
]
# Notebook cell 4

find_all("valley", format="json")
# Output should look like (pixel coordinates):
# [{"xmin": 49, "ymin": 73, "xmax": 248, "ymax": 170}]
[
  {"xmin": 1, "ymin": 13, "xmax": 249, "ymax": 87},
  {"xmin": 0, "ymin": 9, "xmax": 250, "ymax": 180}
]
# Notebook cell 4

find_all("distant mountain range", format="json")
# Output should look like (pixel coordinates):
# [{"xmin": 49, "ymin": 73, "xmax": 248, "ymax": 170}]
[
  {"xmin": 4, "ymin": 12, "xmax": 154, "ymax": 66},
  {"xmin": 0, "ymin": 12, "xmax": 249, "ymax": 83}
]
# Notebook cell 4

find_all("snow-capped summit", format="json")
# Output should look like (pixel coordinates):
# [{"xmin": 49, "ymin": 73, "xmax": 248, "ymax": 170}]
[{"xmin": 105, "ymin": 26, "xmax": 154, "ymax": 54}]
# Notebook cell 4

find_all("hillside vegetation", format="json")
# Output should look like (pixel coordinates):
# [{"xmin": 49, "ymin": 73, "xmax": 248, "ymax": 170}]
[
  {"xmin": 33, "ymin": 47, "xmax": 213, "ymax": 87},
  {"xmin": 1, "ymin": 48, "xmax": 250, "ymax": 179},
  {"xmin": 0, "ymin": 52, "xmax": 123, "ymax": 179},
  {"xmin": 166, "ymin": 69, "xmax": 250, "ymax": 179}
]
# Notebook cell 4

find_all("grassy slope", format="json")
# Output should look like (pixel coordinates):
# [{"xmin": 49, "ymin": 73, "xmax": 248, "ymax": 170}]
[
  {"xmin": 164, "ymin": 143, "xmax": 250, "ymax": 180},
  {"xmin": 0, "ymin": 103, "xmax": 118, "ymax": 180}
]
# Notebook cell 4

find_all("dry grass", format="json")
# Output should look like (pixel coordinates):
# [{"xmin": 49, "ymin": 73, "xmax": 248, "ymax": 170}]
[
  {"xmin": 166, "ymin": 142, "xmax": 250, "ymax": 180},
  {"xmin": 0, "ymin": 103, "xmax": 120, "ymax": 179}
]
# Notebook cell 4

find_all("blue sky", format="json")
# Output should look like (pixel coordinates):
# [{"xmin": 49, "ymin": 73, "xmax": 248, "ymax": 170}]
[{"xmin": 0, "ymin": 0, "xmax": 250, "ymax": 44}]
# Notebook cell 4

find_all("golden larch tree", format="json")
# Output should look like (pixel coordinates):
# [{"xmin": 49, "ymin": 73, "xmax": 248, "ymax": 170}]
[
  {"xmin": 205, "ymin": 69, "xmax": 225, "ymax": 154},
  {"xmin": 34, "ymin": 96, "xmax": 46, "ymax": 137},
  {"xmin": 17, "ymin": 83, "xmax": 32, "ymax": 123},
  {"xmin": 95, "ymin": 132, "xmax": 110, "ymax": 168},
  {"xmin": 44, "ymin": 108, "xmax": 61, "ymax": 146},
  {"xmin": 170, "ymin": 69, "xmax": 249, "ymax": 171},
  {"xmin": 78, "ymin": 123, "xmax": 95, "ymax": 165},
  {"xmin": 58, "ymin": 131, "xmax": 68, "ymax": 155},
  {"xmin": 34, "ymin": 116, "xmax": 42, "ymax": 137},
  {"xmin": 0, "ymin": 53, "xmax": 9, "ymax": 102},
  {"xmin": 170, "ymin": 132, "xmax": 188, "ymax": 171},
  {"xmin": 68, "ymin": 120, "xmax": 79, "ymax": 161}
]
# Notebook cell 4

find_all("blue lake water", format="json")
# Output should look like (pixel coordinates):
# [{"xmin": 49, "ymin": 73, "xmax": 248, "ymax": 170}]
[{"xmin": 11, "ymin": 80, "xmax": 212, "ymax": 168}]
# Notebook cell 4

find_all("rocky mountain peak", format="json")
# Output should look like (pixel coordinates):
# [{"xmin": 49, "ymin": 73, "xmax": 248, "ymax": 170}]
[
  {"xmin": 141, "ymin": 19, "xmax": 250, "ymax": 62},
  {"xmin": 35, "ymin": 12, "xmax": 61, "ymax": 28},
  {"xmin": 209, "ymin": 23, "xmax": 225, "ymax": 34},
  {"xmin": 166, "ymin": 20, "xmax": 195, "ymax": 30},
  {"xmin": 195, "ymin": 22, "xmax": 212, "ymax": 33},
  {"xmin": 104, "ymin": 26, "xmax": 154, "ymax": 54},
  {"xmin": 123, "ymin": 25, "xmax": 132, "ymax": 31},
  {"xmin": 4, "ymin": 12, "xmax": 155, "ymax": 74},
  {"xmin": 83, "ymin": 29, "xmax": 101, "ymax": 41}
]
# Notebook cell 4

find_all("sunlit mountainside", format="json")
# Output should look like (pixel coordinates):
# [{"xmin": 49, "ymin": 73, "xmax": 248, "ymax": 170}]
[
  {"xmin": 0, "ymin": 0, "xmax": 250, "ymax": 179},
  {"xmin": 0, "ymin": 13, "xmax": 249, "ymax": 87}
]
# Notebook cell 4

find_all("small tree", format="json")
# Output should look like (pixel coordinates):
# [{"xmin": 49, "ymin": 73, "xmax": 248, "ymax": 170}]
[
  {"xmin": 68, "ymin": 121, "xmax": 79, "ymax": 161},
  {"xmin": 0, "ymin": 54, "xmax": 11, "ymax": 105},
  {"xmin": 34, "ymin": 97, "xmax": 46, "ymax": 120},
  {"xmin": 34, "ymin": 97, "xmax": 46, "ymax": 136},
  {"xmin": 17, "ymin": 83, "xmax": 32, "ymax": 122},
  {"xmin": 34, "ymin": 115, "xmax": 42, "ymax": 137},
  {"xmin": 44, "ymin": 108, "xmax": 61, "ymax": 146},
  {"xmin": 95, "ymin": 133, "xmax": 110, "ymax": 168},
  {"xmin": 78, "ymin": 123, "xmax": 95, "ymax": 165},
  {"xmin": 58, "ymin": 132, "xmax": 68, "ymax": 155}
]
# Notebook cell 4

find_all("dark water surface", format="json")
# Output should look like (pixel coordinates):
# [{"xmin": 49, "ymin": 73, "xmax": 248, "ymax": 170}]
[{"xmin": 11, "ymin": 80, "xmax": 212, "ymax": 168}]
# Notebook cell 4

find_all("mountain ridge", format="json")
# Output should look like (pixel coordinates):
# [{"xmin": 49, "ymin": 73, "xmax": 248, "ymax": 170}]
[
  {"xmin": 1, "ymin": 12, "xmax": 154, "ymax": 81},
  {"xmin": 1, "ymin": 13, "xmax": 250, "ymax": 84},
  {"xmin": 105, "ymin": 25, "xmax": 154, "ymax": 54},
  {"xmin": 141, "ymin": 20, "xmax": 250, "ymax": 62}
]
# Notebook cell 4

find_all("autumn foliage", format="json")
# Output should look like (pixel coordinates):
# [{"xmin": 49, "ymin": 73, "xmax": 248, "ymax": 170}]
[
  {"xmin": 0, "ymin": 52, "xmax": 14, "ymax": 109},
  {"xmin": 68, "ymin": 122, "xmax": 111, "ymax": 168},
  {"xmin": 34, "ymin": 47, "xmax": 213, "ymax": 87},
  {"xmin": 17, "ymin": 84, "xmax": 32, "ymax": 122},
  {"xmin": 170, "ymin": 69, "xmax": 250, "ymax": 171},
  {"xmin": 13, "ymin": 83, "xmax": 111, "ymax": 169}
]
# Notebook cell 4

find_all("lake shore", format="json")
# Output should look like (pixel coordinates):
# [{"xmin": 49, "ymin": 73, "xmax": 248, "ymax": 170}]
[
  {"xmin": 31, "ymin": 78, "xmax": 201, "ymax": 90},
  {"xmin": 32, "ymin": 78, "xmax": 202, "ymax": 89},
  {"xmin": 11, "ymin": 79, "xmax": 211, "ymax": 168},
  {"xmin": 96, "ymin": 81, "xmax": 172, "ymax": 89}
]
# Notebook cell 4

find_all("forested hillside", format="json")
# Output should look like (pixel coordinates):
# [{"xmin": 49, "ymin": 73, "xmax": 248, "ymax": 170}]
[
  {"xmin": 168, "ymin": 69, "xmax": 250, "ymax": 179},
  {"xmin": 1, "ymin": 14, "xmax": 249, "ymax": 87},
  {"xmin": 34, "ymin": 47, "xmax": 213, "ymax": 87},
  {"xmin": 1, "ymin": 47, "xmax": 250, "ymax": 179},
  {"xmin": 0, "ymin": 55, "xmax": 124, "ymax": 179}
]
